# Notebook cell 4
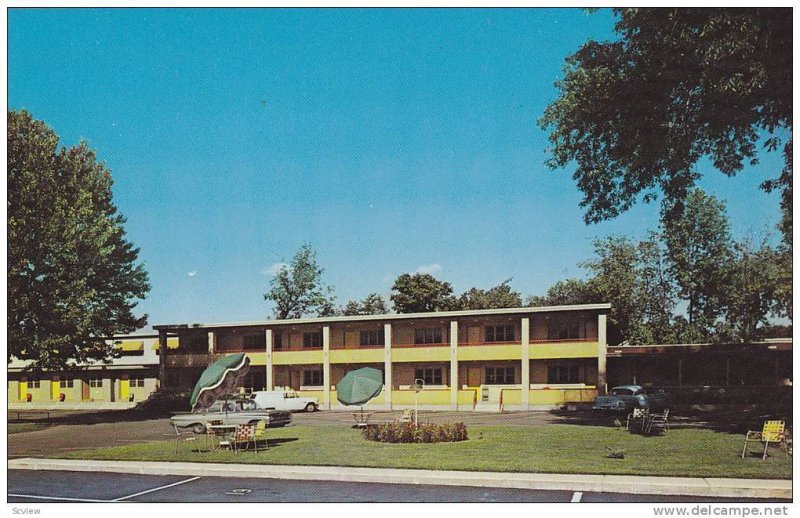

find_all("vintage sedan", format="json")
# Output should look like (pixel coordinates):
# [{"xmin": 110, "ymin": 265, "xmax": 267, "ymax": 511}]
[
  {"xmin": 592, "ymin": 385, "xmax": 667, "ymax": 412},
  {"xmin": 171, "ymin": 398, "xmax": 292, "ymax": 434}
]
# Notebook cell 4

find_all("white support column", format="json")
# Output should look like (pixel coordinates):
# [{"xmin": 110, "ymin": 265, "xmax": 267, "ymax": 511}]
[
  {"xmin": 207, "ymin": 331, "xmax": 215, "ymax": 354},
  {"xmin": 323, "ymin": 326, "xmax": 331, "ymax": 410},
  {"xmin": 265, "ymin": 329, "xmax": 274, "ymax": 391},
  {"xmin": 521, "ymin": 317, "xmax": 530, "ymax": 409},
  {"xmin": 384, "ymin": 323, "xmax": 392, "ymax": 411},
  {"xmin": 450, "ymin": 321, "xmax": 459, "ymax": 410},
  {"xmin": 597, "ymin": 314, "xmax": 608, "ymax": 395}
]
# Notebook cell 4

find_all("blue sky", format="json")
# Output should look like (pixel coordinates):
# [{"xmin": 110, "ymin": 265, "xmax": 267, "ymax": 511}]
[{"xmin": 8, "ymin": 8, "xmax": 785, "ymax": 328}]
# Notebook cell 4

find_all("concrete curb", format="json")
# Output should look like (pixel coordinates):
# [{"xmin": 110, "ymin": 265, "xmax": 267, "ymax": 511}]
[{"xmin": 8, "ymin": 458, "xmax": 791, "ymax": 499}]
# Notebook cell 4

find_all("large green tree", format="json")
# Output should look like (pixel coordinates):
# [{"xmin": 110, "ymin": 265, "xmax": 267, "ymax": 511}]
[
  {"xmin": 458, "ymin": 279, "xmax": 522, "ymax": 310},
  {"xmin": 341, "ymin": 293, "xmax": 388, "ymax": 316},
  {"xmin": 8, "ymin": 110, "xmax": 150, "ymax": 371},
  {"xmin": 541, "ymin": 8, "xmax": 792, "ymax": 225},
  {"xmin": 390, "ymin": 273, "xmax": 457, "ymax": 313},
  {"xmin": 662, "ymin": 189, "xmax": 733, "ymax": 336},
  {"xmin": 264, "ymin": 244, "xmax": 336, "ymax": 319}
]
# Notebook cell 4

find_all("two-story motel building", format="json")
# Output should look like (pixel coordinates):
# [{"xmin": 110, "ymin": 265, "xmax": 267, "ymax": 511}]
[{"xmin": 151, "ymin": 304, "xmax": 610, "ymax": 410}]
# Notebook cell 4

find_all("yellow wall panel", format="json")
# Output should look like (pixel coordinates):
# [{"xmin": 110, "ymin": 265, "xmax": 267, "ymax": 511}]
[
  {"xmin": 330, "ymin": 348, "xmax": 384, "ymax": 364},
  {"xmin": 458, "ymin": 344, "xmax": 521, "ymax": 361},
  {"xmin": 529, "ymin": 341, "xmax": 599, "ymax": 359},
  {"xmin": 392, "ymin": 346, "xmax": 450, "ymax": 363},
  {"xmin": 273, "ymin": 350, "xmax": 324, "ymax": 365}
]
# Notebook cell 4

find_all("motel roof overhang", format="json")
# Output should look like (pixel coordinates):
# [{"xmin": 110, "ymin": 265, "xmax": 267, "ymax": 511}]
[
  {"xmin": 607, "ymin": 338, "xmax": 792, "ymax": 357},
  {"xmin": 152, "ymin": 303, "xmax": 613, "ymax": 333}
]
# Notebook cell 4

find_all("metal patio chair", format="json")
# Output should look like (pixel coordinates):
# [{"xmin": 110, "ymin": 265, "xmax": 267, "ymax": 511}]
[{"xmin": 742, "ymin": 420, "xmax": 786, "ymax": 460}]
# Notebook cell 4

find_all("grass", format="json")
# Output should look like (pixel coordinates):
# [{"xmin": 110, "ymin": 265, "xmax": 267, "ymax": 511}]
[
  {"xmin": 51, "ymin": 424, "xmax": 792, "ymax": 479},
  {"xmin": 8, "ymin": 422, "xmax": 51, "ymax": 434}
]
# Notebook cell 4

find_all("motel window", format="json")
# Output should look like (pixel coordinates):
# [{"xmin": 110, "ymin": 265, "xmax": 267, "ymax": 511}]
[
  {"xmin": 414, "ymin": 327, "xmax": 443, "ymax": 345},
  {"xmin": 89, "ymin": 379, "xmax": 103, "ymax": 388},
  {"xmin": 359, "ymin": 329, "xmax": 384, "ymax": 347},
  {"xmin": 485, "ymin": 325, "xmax": 515, "ymax": 342},
  {"xmin": 119, "ymin": 349, "xmax": 144, "ymax": 357},
  {"xmin": 303, "ymin": 370, "xmax": 323, "ymax": 386},
  {"xmin": 28, "ymin": 380, "xmax": 41, "ymax": 389},
  {"xmin": 547, "ymin": 365, "xmax": 580, "ymax": 384},
  {"xmin": 130, "ymin": 378, "xmax": 146, "ymax": 388},
  {"xmin": 547, "ymin": 319, "xmax": 584, "ymax": 340},
  {"xmin": 485, "ymin": 367, "xmax": 515, "ymax": 385},
  {"xmin": 414, "ymin": 368, "xmax": 443, "ymax": 386},
  {"xmin": 243, "ymin": 334, "xmax": 266, "ymax": 350},
  {"xmin": 273, "ymin": 332, "xmax": 283, "ymax": 350},
  {"xmin": 59, "ymin": 378, "xmax": 74, "ymax": 388},
  {"xmin": 303, "ymin": 331, "xmax": 323, "ymax": 348}
]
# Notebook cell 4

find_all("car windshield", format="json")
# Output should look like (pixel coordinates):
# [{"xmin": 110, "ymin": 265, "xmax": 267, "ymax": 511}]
[
  {"xmin": 239, "ymin": 400, "xmax": 258, "ymax": 411},
  {"xmin": 610, "ymin": 388, "xmax": 635, "ymax": 396}
]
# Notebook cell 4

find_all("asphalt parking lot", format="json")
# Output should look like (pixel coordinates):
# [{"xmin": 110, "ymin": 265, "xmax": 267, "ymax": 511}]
[{"xmin": 8, "ymin": 470, "xmax": 787, "ymax": 503}]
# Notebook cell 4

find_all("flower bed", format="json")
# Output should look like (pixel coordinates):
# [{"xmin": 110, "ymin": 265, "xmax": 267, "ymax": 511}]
[{"xmin": 362, "ymin": 421, "xmax": 468, "ymax": 443}]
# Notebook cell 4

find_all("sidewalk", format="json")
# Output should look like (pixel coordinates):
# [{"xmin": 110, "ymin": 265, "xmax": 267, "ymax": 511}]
[{"xmin": 8, "ymin": 458, "xmax": 791, "ymax": 499}]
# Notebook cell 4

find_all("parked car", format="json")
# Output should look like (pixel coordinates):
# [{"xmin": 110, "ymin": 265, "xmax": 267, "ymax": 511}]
[
  {"xmin": 592, "ymin": 385, "xmax": 667, "ymax": 412},
  {"xmin": 251, "ymin": 390, "xmax": 319, "ymax": 412},
  {"xmin": 170, "ymin": 398, "xmax": 292, "ymax": 434}
]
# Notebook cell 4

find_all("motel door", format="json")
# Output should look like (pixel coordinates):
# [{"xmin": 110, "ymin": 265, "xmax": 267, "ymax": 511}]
[{"xmin": 120, "ymin": 378, "xmax": 130, "ymax": 401}]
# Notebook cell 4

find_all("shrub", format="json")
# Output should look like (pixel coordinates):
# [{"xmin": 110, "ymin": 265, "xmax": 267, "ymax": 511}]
[{"xmin": 363, "ymin": 421, "xmax": 468, "ymax": 443}]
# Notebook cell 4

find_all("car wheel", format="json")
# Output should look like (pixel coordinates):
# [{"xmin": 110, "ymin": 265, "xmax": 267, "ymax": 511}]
[
  {"xmin": 191, "ymin": 423, "xmax": 206, "ymax": 434},
  {"xmin": 305, "ymin": 402, "xmax": 317, "ymax": 412}
]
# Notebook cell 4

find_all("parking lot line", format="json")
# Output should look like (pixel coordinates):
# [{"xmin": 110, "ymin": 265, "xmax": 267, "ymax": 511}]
[
  {"xmin": 8, "ymin": 493, "xmax": 110, "ymax": 503},
  {"xmin": 111, "ymin": 476, "xmax": 202, "ymax": 502},
  {"xmin": 571, "ymin": 491, "xmax": 583, "ymax": 502}
]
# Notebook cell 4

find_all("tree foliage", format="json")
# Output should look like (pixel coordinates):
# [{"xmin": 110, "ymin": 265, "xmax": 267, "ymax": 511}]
[
  {"xmin": 264, "ymin": 244, "xmax": 336, "ymax": 319},
  {"xmin": 390, "ymin": 273, "xmax": 457, "ymax": 313},
  {"xmin": 662, "ymin": 189, "xmax": 733, "ymax": 332},
  {"xmin": 8, "ymin": 110, "xmax": 150, "ymax": 370},
  {"xmin": 458, "ymin": 279, "xmax": 522, "ymax": 310},
  {"xmin": 541, "ymin": 8, "xmax": 792, "ymax": 225},
  {"xmin": 342, "ymin": 293, "xmax": 389, "ymax": 316}
]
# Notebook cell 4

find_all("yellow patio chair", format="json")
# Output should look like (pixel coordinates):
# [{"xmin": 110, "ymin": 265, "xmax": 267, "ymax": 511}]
[
  {"xmin": 742, "ymin": 420, "xmax": 786, "ymax": 460},
  {"xmin": 253, "ymin": 420, "xmax": 268, "ymax": 451}
]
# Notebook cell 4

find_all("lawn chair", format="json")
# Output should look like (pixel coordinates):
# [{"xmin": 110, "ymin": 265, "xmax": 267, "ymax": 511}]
[
  {"xmin": 166, "ymin": 424, "xmax": 202, "ymax": 453},
  {"xmin": 742, "ymin": 420, "xmax": 786, "ymax": 460},
  {"xmin": 645, "ymin": 409, "xmax": 670, "ymax": 435},
  {"xmin": 253, "ymin": 420, "xmax": 268, "ymax": 451},
  {"xmin": 205, "ymin": 422, "xmax": 231, "ymax": 451},
  {"xmin": 626, "ymin": 407, "xmax": 648, "ymax": 431},
  {"xmin": 232, "ymin": 423, "xmax": 257, "ymax": 453}
]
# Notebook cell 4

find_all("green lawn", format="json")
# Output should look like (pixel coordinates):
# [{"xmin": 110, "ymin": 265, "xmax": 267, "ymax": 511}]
[
  {"xmin": 8, "ymin": 422, "xmax": 51, "ymax": 434},
  {"xmin": 55, "ymin": 424, "xmax": 791, "ymax": 479}
]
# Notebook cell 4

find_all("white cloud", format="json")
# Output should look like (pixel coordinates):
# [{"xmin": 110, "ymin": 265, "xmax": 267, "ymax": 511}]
[
  {"xmin": 187, "ymin": 271, "xmax": 197, "ymax": 277},
  {"xmin": 415, "ymin": 263, "xmax": 443, "ymax": 275},
  {"xmin": 262, "ymin": 262, "xmax": 288, "ymax": 276}
]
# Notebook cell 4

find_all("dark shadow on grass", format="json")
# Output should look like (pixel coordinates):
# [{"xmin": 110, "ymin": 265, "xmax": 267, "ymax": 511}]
[{"xmin": 548, "ymin": 403, "xmax": 793, "ymax": 436}]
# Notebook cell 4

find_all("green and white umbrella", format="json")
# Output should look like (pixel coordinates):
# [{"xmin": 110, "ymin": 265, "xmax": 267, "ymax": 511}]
[
  {"xmin": 190, "ymin": 353, "xmax": 251, "ymax": 412},
  {"xmin": 336, "ymin": 367, "xmax": 384, "ymax": 406}
]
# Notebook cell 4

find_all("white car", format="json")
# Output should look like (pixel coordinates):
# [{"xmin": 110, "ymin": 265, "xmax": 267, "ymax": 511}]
[{"xmin": 251, "ymin": 390, "xmax": 319, "ymax": 412}]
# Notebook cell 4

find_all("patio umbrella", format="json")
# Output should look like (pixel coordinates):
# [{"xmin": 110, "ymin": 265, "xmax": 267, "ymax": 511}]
[
  {"xmin": 336, "ymin": 366, "xmax": 384, "ymax": 406},
  {"xmin": 190, "ymin": 353, "xmax": 251, "ymax": 412}
]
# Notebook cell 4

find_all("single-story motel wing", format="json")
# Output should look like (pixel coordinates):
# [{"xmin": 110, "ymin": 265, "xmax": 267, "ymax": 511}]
[{"xmin": 8, "ymin": 304, "xmax": 792, "ymax": 410}]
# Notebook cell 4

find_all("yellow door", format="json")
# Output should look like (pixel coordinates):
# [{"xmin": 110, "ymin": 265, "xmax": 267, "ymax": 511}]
[
  {"xmin": 19, "ymin": 381, "xmax": 28, "ymax": 401},
  {"xmin": 120, "ymin": 379, "xmax": 130, "ymax": 400},
  {"xmin": 51, "ymin": 380, "xmax": 60, "ymax": 400}
]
